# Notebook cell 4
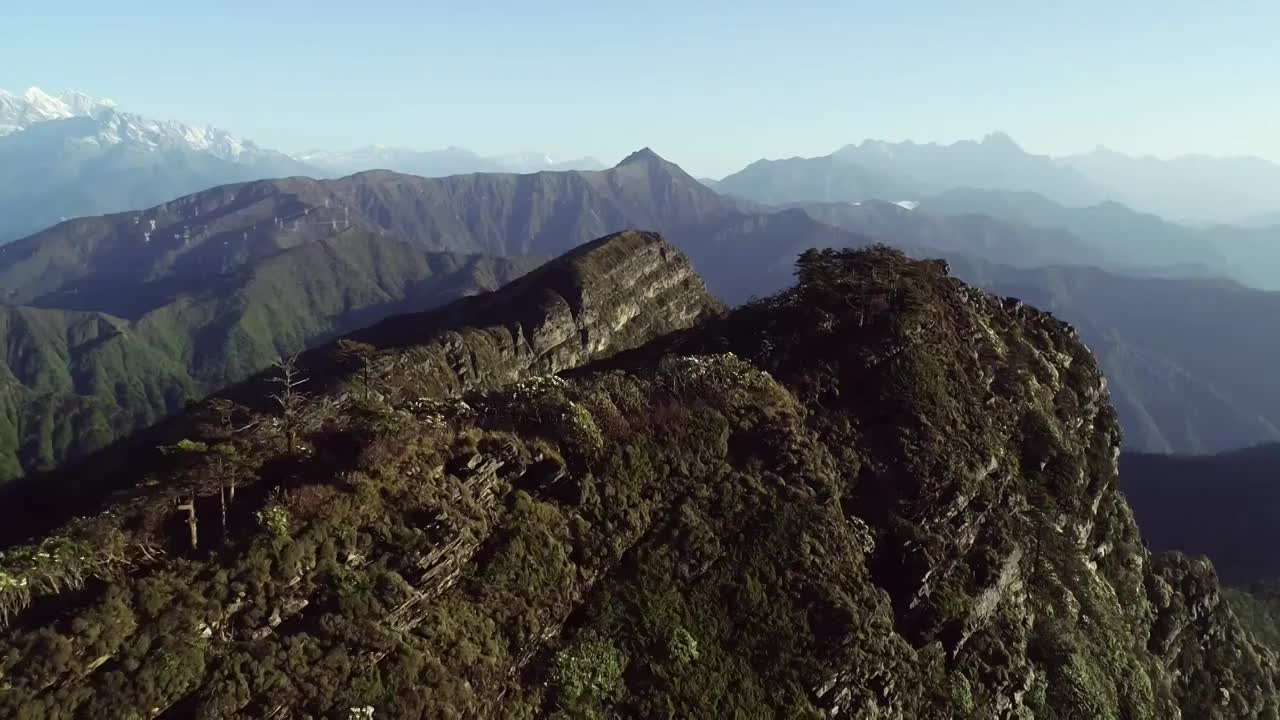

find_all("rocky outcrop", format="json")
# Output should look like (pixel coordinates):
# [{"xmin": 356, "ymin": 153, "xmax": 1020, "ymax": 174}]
[{"xmin": 343, "ymin": 229, "xmax": 723, "ymax": 394}]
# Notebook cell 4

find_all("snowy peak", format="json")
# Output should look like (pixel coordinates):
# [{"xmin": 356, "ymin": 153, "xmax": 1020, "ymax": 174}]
[
  {"xmin": 0, "ymin": 87, "xmax": 117, "ymax": 134},
  {"xmin": 0, "ymin": 86, "xmax": 281, "ymax": 164},
  {"xmin": 58, "ymin": 90, "xmax": 117, "ymax": 116},
  {"xmin": 79, "ymin": 110, "xmax": 258, "ymax": 161}
]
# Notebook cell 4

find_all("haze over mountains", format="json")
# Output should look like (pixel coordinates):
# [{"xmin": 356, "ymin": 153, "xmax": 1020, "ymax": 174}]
[
  {"xmin": 1061, "ymin": 146, "xmax": 1280, "ymax": 225},
  {"xmin": 5, "ymin": 77, "xmax": 1280, "ymax": 717},
  {"xmin": 717, "ymin": 132, "xmax": 1280, "ymax": 227},
  {"xmin": 719, "ymin": 133, "xmax": 1107, "ymax": 207},
  {"xmin": 5, "ymin": 86, "xmax": 1280, "ymax": 558},
  {"xmin": 298, "ymin": 146, "xmax": 605, "ymax": 178},
  {"xmin": 6, "ymin": 140, "xmax": 1280, "ymax": 483}
]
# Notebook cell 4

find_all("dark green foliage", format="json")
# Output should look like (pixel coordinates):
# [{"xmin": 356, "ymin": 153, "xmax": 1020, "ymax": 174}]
[{"xmin": 549, "ymin": 635, "xmax": 627, "ymax": 717}]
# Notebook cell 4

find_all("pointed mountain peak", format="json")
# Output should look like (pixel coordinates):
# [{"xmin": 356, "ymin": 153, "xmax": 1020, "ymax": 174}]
[
  {"xmin": 616, "ymin": 147, "xmax": 666, "ymax": 167},
  {"xmin": 22, "ymin": 87, "xmax": 59, "ymax": 104},
  {"xmin": 612, "ymin": 148, "xmax": 701, "ymax": 182}
]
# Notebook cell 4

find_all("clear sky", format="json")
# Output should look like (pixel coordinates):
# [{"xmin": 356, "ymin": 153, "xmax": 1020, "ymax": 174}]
[{"xmin": 2, "ymin": 1, "xmax": 1276, "ymax": 177}]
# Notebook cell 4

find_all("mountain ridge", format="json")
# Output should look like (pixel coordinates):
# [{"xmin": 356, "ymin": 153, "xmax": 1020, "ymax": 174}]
[
  {"xmin": 0, "ymin": 239, "xmax": 1273, "ymax": 718},
  {"xmin": 1061, "ymin": 145, "xmax": 1280, "ymax": 224},
  {"xmin": 9, "ymin": 150, "xmax": 1280, "ymax": 457},
  {"xmin": 718, "ymin": 133, "xmax": 1110, "ymax": 208}
]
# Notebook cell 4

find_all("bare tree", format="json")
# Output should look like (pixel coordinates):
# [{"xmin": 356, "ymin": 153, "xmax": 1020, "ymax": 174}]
[
  {"xmin": 268, "ymin": 352, "xmax": 309, "ymax": 455},
  {"xmin": 176, "ymin": 494, "xmax": 199, "ymax": 551},
  {"xmin": 160, "ymin": 439, "xmax": 210, "ymax": 551},
  {"xmin": 207, "ymin": 444, "xmax": 240, "ymax": 540}
]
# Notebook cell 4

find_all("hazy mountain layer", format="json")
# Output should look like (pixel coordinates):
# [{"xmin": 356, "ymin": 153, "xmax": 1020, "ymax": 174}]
[
  {"xmin": 917, "ymin": 187, "xmax": 1280, "ymax": 291},
  {"xmin": 7, "ymin": 147, "xmax": 1280, "ymax": 469},
  {"xmin": 0, "ymin": 148, "xmax": 1122, "ymax": 313},
  {"xmin": 1061, "ymin": 147, "xmax": 1280, "ymax": 225},
  {"xmin": 299, "ymin": 145, "xmax": 604, "ymax": 177},
  {"xmin": 791, "ymin": 198, "xmax": 1106, "ymax": 269},
  {"xmin": 717, "ymin": 133, "xmax": 1109, "ymax": 207}
]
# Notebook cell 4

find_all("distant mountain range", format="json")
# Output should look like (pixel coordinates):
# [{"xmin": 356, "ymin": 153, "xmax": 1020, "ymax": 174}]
[
  {"xmin": 7, "ymin": 84, "xmax": 1280, "ymax": 247},
  {"xmin": 716, "ymin": 133, "xmax": 1280, "ymax": 227},
  {"xmin": 716, "ymin": 137, "xmax": 1280, "ymax": 290},
  {"xmin": 298, "ymin": 146, "xmax": 604, "ymax": 177},
  {"xmin": 0, "ymin": 148, "xmax": 876, "ymax": 322},
  {"xmin": 717, "ymin": 133, "xmax": 1109, "ymax": 207},
  {"xmin": 912, "ymin": 188, "xmax": 1280, "ymax": 289},
  {"xmin": 3, "ymin": 86, "xmax": 1280, "ymax": 469},
  {"xmin": 7, "ymin": 146, "xmax": 1280, "ymax": 476},
  {"xmin": 1060, "ymin": 147, "xmax": 1280, "ymax": 225},
  {"xmin": 0, "ymin": 87, "xmax": 608, "ymax": 243}
]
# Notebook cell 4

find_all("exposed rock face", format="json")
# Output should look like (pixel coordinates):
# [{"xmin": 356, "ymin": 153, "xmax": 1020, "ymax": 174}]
[
  {"xmin": 0, "ymin": 244, "xmax": 1273, "ymax": 719},
  {"xmin": 343, "ymin": 229, "xmax": 723, "ymax": 392}
]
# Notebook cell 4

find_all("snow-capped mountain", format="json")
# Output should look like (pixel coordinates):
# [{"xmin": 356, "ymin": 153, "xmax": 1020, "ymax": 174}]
[
  {"xmin": 0, "ymin": 87, "xmax": 290, "ymax": 163},
  {"xmin": 0, "ymin": 87, "xmax": 317, "ymax": 243},
  {"xmin": 301, "ymin": 145, "xmax": 604, "ymax": 178},
  {"xmin": 0, "ymin": 87, "xmax": 117, "ymax": 135},
  {"xmin": 68, "ymin": 110, "xmax": 262, "ymax": 161}
]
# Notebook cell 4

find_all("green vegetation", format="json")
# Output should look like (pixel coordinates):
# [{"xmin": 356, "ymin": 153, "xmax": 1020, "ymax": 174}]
[
  {"xmin": 1227, "ymin": 584, "xmax": 1280, "ymax": 652},
  {"xmin": 549, "ymin": 635, "xmax": 627, "ymax": 717}
]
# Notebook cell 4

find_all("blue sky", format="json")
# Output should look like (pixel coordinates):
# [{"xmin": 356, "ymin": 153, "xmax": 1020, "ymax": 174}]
[{"xmin": 2, "ymin": 1, "xmax": 1276, "ymax": 177}]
